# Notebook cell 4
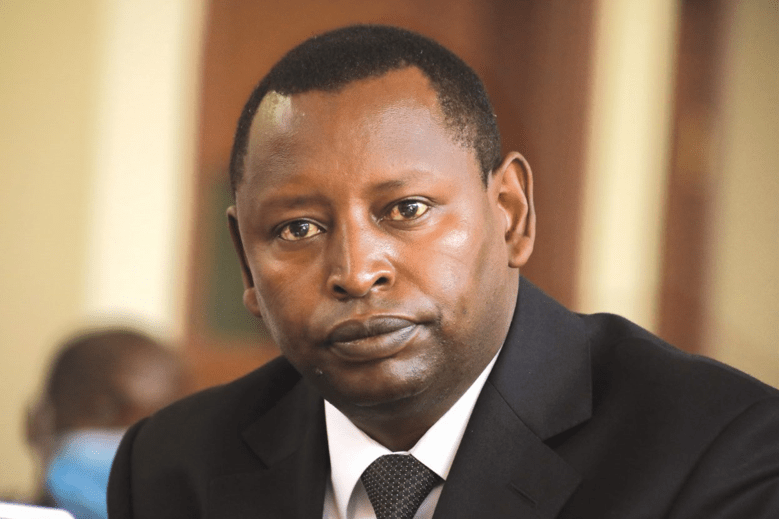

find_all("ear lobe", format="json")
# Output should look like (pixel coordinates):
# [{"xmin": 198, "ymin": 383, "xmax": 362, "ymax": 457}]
[
  {"xmin": 493, "ymin": 152, "xmax": 536, "ymax": 268},
  {"xmin": 227, "ymin": 206, "xmax": 263, "ymax": 318}
]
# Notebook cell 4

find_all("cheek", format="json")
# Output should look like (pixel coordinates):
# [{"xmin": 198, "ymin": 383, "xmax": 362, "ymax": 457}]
[
  {"xmin": 251, "ymin": 255, "xmax": 320, "ymax": 337},
  {"xmin": 419, "ymin": 214, "xmax": 493, "ymax": 306},
  {"xmin": 413, "ymin": 214, "xmax": 505, "ymax": 361}
]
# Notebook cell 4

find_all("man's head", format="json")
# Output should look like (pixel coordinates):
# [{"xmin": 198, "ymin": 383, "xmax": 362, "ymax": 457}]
[
  {"xmin": 229, "ymin": 24, "xmax": 502, "ymax": 194},
  {"xmin": 26, "ymin": 328, "xmax": 187, "ymax": 511},
  {"xmin": 27, "ymin": 328, "xmax": 186, "ymax": 458},
  {"xmin": 228, "ymin": 25, "xmax": 535, "ymax": 450}
]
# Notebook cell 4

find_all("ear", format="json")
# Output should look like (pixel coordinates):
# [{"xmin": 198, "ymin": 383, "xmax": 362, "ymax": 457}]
[
  {"xmin": 227, "ymin": 206, "xmax": 263, "ymax": 318},
  {"xmin": 491, "ymin": 152, "xmax": 536, "ymax": 268}
]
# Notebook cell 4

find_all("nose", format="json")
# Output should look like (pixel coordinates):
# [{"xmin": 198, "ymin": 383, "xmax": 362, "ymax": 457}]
[{"xmin": 325, "ymin": 220, "xmax": 395, "ymax": 299}]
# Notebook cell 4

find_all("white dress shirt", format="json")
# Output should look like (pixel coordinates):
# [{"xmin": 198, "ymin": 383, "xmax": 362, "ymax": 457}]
[{"xmin": 322, "ymin": 351, "xmax": 500, "ymax": 519}]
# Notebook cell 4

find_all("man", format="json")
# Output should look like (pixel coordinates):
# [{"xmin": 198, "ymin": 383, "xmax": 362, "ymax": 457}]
[
  {"xmin": 27, "ymin": 328, "xmax": 187, "ymax": 519},
  {"xmin": 108, "ymin": 25, "xmax": 779, "ymax": 518}
]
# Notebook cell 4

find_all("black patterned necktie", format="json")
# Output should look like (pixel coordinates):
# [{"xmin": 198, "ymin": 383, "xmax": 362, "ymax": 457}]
[{"xmin": 360, "ymin": 454, "xmax": 442, "ymax": 519}]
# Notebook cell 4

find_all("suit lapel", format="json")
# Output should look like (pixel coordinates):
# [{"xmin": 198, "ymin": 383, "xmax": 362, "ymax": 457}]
[
  {"xmin": 433, "ymin": 383, "xmax": 581, "ymax": 518},
  {"xmin": 209, "ymin": 377, "xmax": 329, "ymax": 519},
  {"xmin": 435, "ymin": 278, "xmax": 591, "ymax": 518},
  {"xmin": 491, "ymin": 278, "xmax": 592, "ymax": 440}
]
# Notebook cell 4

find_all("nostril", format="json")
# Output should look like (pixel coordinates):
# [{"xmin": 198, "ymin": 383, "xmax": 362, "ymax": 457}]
[{"xmin": 329, "ymin": 269, "xmax": 394, "ymax": 298}]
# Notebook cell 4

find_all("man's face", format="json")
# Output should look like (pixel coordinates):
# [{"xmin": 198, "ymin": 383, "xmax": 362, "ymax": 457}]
[{"xmin": 230, "ymin": 68, "xmax": 529, "ymax": 431}]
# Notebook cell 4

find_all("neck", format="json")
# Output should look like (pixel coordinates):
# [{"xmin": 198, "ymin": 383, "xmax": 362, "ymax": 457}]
[
  {"xmin": 350, "ymin": 407, "xmax": 447, "ymax": 452},
  {"xmin": 345, "ymin": 350, "xmax": 501, "ymax": 451}
]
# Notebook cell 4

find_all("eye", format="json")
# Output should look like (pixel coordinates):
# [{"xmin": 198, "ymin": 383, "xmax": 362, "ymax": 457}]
[
  {"xmin": 386, "ymin": 199, "xmax": 431, "ymax": 221},
  {"xmin": 277, "ymin": 220, "xmax": 324, "ymax": 241}
]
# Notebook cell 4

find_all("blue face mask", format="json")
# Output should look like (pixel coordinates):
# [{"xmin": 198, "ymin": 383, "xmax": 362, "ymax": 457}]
[{"xmin": 45, "ymin": 430, "xmax": 125, "ymax": 519}]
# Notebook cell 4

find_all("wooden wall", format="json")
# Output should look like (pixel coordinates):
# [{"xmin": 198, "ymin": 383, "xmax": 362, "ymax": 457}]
[{"xmin": 658, "ymin": 0, "xmax": 724, "ymax": 353}]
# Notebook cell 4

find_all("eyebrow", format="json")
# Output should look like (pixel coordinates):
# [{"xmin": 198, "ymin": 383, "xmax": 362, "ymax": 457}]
[
  {"xmin": 371, "ymin": 178, "xmax": 408, "ymax": 191},
  {"xmin": 255, "ymin": 169, "xmax": 433, "ymax": 212},
  {"xmin": 368, "ymin": 170, "xmax": 432, "ymax": 192},
  {"xmin": 259, "ymin": 194, "xmax": 330, "ymax": 211}
]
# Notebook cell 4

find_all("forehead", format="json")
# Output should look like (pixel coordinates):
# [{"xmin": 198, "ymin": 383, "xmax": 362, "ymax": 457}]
[
  {"xmin": 240, "ymin": 68, "xmax": 476, "ymax": 194},
  {"xmin": 254, "ymin": 66, "xmax": 442, "ymax": 132}
]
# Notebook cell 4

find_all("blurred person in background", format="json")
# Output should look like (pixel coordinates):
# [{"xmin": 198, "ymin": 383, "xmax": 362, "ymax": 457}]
[{"xmin": 25, "ymin": 328, "xmax": 188, "ymax": 519}]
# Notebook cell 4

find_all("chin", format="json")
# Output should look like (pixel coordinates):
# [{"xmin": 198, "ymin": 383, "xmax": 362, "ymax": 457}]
[{"xmin": 318, "ymin": 361, "xmax": 434, "ymax": 413}]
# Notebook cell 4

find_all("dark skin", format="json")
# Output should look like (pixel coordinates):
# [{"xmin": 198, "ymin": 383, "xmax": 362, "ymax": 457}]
[{"xmin": 228, "ymin": 67, "xmax": 535, "ymax": 451}]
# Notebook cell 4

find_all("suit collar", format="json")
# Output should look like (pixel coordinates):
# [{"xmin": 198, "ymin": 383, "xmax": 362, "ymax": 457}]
[
  {"xmin": 433, "ymin": 382, "xmax": 581, "ymax": 518},
  {"xmin": 434, "ymin": 278, "xmax": 591, "ymax": 518},
  {"xmin": 490, "ymin": 277, "xmax": 592, "ymax": 440},
  {"xmin": 240, "ymin": 373, "xmax": 324, "ymax": 465},
  {"xmin": 210, "ymin": 374, "xmax": 329, "ymax": 519}
]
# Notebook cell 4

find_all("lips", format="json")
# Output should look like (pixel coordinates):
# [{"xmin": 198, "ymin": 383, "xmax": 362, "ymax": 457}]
[{"xmin": 326, "ymin": 317, "xmax": 419, "ymax": 362}]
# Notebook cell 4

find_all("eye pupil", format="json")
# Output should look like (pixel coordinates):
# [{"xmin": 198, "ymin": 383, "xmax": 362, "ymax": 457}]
[
  {"xmin": 289, "ymin": 222, "xmax": 310, "ymax": 238},
  {"xmin": 399, "ymin": 201, "xmax": 418, "ymax": 218}
]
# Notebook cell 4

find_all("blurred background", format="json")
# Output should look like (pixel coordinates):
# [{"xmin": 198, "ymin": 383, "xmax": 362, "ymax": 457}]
[{"xmin": 1, "ymin": 0, "xmax": 777, "ymax": 498}]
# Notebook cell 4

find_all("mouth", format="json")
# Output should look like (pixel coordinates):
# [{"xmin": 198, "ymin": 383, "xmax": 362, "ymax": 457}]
[{"xmin": 326, "ymin": 317, "xmax": 419, "ymax": 362}]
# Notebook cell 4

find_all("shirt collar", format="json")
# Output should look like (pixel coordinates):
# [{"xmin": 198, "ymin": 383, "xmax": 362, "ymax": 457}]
[{"xmin": 325, "ymin": 350, "xmax": 500, "ymax": 519}]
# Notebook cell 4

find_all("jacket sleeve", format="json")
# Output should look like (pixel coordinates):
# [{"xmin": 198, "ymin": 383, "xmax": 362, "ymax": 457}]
[
  {"xmin": 667, "ymin": 396, "xmax": 779, "ymax": 518},
  {"xmin": 107, "ymin": 418, "xmax": 147, "ymax": 519}
]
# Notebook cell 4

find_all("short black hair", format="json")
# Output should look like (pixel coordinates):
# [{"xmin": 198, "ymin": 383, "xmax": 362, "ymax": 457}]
[{"xmin": 229, "ymin": 24, "xmax": 501, "ymax": 193}]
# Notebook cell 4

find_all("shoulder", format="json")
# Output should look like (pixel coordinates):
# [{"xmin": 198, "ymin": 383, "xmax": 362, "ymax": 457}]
[
  {"xmin": 558, "ymin": 312, "xmax": 779, "ymax": 516},
  {"xmin": 581, "ymin": 312, "xmax": 777, "ymax": 418},
  {"xmin": 108, "ymin": 355, "xmax": 305, "ymax": 517},
  {"xmin": 132, "ymin": 355, "xmax": 302, "ymax": 451}
]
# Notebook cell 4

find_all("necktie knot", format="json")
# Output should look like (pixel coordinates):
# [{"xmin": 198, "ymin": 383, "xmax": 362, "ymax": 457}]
[{"xmin": 360, "ymin": 454, "xmax": 442, "ymax": 519}]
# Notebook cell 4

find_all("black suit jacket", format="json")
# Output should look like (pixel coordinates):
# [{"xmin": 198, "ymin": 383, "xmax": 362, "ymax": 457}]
[{"xmin": 108, "ymin": 278, "xmax": 779, "ymax": 518}]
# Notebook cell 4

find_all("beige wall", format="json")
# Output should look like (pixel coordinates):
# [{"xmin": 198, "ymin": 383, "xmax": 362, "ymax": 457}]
[
  {"xmin": 578, "ymin": 0, "xmax": 679, "ymax": 329},
  {"xmin": 704, "ymin": 0, "xmax": 779, "ymax": 387},
  {"xmin": 0, "ymin": 0, "xmax": 101, "ymax": 495},
  {"xmin": 83, "ymin": 0, "xmax": 202, "ymax": 332},
  {"xmin": 0, "ymin": 0, "xmax": 203, "ymax": 497}
]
